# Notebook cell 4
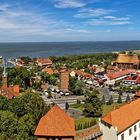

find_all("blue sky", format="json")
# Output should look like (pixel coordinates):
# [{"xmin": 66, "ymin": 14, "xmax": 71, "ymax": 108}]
[{"xmin": 0, "ymin": 0, "xmax": 139, "ymax": 42}]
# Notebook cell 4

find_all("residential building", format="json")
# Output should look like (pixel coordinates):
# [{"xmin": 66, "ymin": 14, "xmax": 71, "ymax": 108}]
[
  {"xmin": 36, "ymin": 58, "xmax": 53, "ymax": 67},
  {"xmin": 100, "ymin": 99, "xmax": 140, "ymax": 140},
  {"xmin": 34, "ymin": 105, "xmax": 75, "ymax": 140},
  {"xmin": 106, "ymin": 69, "xmax": 136, "ymax": 85},
  {"xmin": 112, "ymin": 52, "xmax": 140, "ymax": 69}
]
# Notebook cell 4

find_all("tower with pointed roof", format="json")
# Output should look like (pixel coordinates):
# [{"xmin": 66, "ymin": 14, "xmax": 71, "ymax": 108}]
[{"xmin": 2, "ymin": 59, "xmax": 8, "ymax": 89}]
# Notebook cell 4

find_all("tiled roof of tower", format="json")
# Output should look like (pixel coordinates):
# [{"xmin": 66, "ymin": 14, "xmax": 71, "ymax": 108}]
[
  {"xmin": 102, "ymin": 99, "xmax": 140, "ymax": 134},
  {"xmin": 34, "ymin": 105, "xmax": 75, "ymax": 137},
  {"xmin": 114, "ymin": 53, "xmax": 139, "ymax": 64}
]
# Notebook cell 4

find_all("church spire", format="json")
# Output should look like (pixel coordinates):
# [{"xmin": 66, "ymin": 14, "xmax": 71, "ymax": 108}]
[{"xmin": 3, "ymin": 59, "xmax": 7, "ymax": 77}]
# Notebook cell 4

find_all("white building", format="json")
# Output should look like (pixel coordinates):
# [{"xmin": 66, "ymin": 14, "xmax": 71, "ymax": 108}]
[
  {"xmin": 105, "ymin": 69, "xmax": 136, "ymax": 85},
  {"xmin": 99, "ymin": 99, "xmax": 140, "ymax": 140}
]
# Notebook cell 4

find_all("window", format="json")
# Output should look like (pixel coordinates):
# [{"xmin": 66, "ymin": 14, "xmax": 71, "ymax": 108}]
[
  {"xmin": 134, "ymin": 125, "xmax": 137, "ymax": 132},
  {"xmin": 129, "ymin": 128, "xmax": 132, "ymax": 135},
  {"xmin": 134, "ymin": 136, "xmax": 137, "ymax": 140},
  {"xmin": 121, "ymin": 133, "xmax": 124, "ymax": 140}
]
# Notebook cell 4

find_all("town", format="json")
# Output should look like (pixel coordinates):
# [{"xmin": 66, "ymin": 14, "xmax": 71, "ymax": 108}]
[{"xmin": 1, "ymin": 51, "xmax": 140, "ymax": 140}]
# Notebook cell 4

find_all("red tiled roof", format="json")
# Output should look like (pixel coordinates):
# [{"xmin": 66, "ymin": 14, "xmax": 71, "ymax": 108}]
[
  {"xmin": 36, "ymin": 58, "xmax": 52, "ymax": 65},
  {"xmin": 42, "ymin": 68, "xmax": 57, "ymax": 75},
  {"xmin": 83, "ymin": 73, "xmax": 93, "ymax": 79},
  {"xmin": 0, "ymin": 85, "xmax": 19, "ymax": 99},
  {"xmin": 35, "ymin": 105, "xmax": 75, "ymax": 137},
  {"xmin": 76, "ymin": 70, "xmax": 84, "ymax": 76},
  {"xmin": 102, "ymin": 99, "xmax": 140, "ymax": 133},
  {"xmin": 107, "ymin": 69, "xmax": 135, "ymax": 80},
  {"xmin": 135, "ymin": 91, "xmax": 140, "ymax": 97},
  {"xmin": 75, "ymin": 126, "xmax": 101, "ymax": 140},
  {"xmin": 136, "ymin": 77, "xmax": 140, "ymax": 84}
]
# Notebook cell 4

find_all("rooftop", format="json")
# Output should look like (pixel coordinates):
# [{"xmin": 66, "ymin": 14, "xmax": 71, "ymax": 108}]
[
  {"xmin": 114, "ymin": 53, "xmax": 139, "ymax": 64},
  {"xmin": 102, "ymin": 99, "xmax": 140, "ymax": 133},
  {"xmin": 107, "ymin": 69, "xmax": 135, "ymax": 80},
  {"xmin": 34, "ymin": 105, "xmax": 75, "ymax": 137}
]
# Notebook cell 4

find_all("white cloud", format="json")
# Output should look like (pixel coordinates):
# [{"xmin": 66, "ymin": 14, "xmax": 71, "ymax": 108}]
[
  {"xmin": 74, "ymin": 8, "xmax": 113, "ymax": 18},
  {"xmin": 104, "ymin": 16, "xmax": 130, "ymax": 21},
  {"xmin": 65, "ymin": 28, "xmax": 90, "ymax": 33},
  {"xmin": 86, "ymin": 19, "xmax": 131, "ymax": 26},
  {"xmin": 54, "ymin": 0, "xmax": 86, "ymax": 8}
]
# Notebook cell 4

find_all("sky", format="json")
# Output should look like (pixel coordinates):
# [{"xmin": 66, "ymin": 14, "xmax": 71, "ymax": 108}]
[{"xmin": 0, "ymin": 0, "xmax": 140, "ymax": 42}]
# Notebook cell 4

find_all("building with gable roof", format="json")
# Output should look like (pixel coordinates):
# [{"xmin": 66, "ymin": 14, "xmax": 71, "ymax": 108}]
[
  {"xmin": 34, "ymin": 105, "xmax": 75, "ymax": 140},
  {"xmin": 100, "ymin": 99, "xmax": 140, "ymax": 140}
]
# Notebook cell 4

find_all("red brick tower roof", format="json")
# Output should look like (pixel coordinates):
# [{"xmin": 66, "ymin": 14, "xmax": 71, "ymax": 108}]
[{"xmin": 34, "ymin": 105, "xmax": 75, "ymax": 137}]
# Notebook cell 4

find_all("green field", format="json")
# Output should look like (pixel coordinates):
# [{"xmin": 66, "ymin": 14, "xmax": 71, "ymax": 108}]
[{"xmin": 102, "ymin": 103, "xmax": 126, "ymax": 115}]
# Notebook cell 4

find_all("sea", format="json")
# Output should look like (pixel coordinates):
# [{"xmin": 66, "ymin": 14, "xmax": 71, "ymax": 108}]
[{"xmin": 0, "ymin": 41, "xmax": 140, "ymax": 59}]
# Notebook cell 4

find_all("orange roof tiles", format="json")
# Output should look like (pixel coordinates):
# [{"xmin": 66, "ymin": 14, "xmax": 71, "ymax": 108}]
[
  {"xmin": 75, "ymin": 126, "xmax": 101, "ymax": 140},
  {"xmin": 34, "ymin": 105, "xmax": 75, "ymax": 137},
  {"xmin": 107, "ymin": 69, "xmax": 135, "ymax": 80},
  {"xmin": 36, "ymin": 58, "xmax": 52, "ymax": 65},
  {"xmin": 42, "ymin": 68, "xmax": 57, "ymax": 75},
  {"xmin": 135, "ymin": 91, "xmax": 140, "ymax": 97},
  {"xmin": 102, "ymin": 99, "xmax": 140, "ymax": 133},
  {"xmin": 136, "ymin": 77, "xmax": 140, "ymax": 84},
  {"xmin": 0, "ymin": 85, "xmax": 19, "ymax": 100},
  {"xmin": 115, "ymin": 53, "xmax": 139, "ymax": 64}
]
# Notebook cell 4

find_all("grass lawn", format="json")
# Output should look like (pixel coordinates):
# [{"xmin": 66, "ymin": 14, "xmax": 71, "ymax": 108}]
[
  {"xmin": 102, "ymin": 103, "xmax": 126, "ymax": 115},
  {"xmin": 75, "ymin": 117, "xmax": 97, "ymax": 130},
  {"xmin": 70, "ymin": 103, "xmax": 84, "ymax": 111}
]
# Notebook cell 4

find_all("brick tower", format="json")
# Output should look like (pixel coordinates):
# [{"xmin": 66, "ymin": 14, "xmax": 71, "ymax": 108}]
[{"xmin": 59, "ymin": 65, "xmax": 69, "ymax": 91}]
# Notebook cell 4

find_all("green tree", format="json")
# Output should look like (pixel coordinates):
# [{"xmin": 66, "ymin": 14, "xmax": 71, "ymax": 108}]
[
  {"xmin": 73, "ymin": 80, "xmax": 86, "ymax": 95},
  {"xmin": 65, "ymin": 102, "xmax": 69, "ymax": 111},
  {"xmin": 0, "ymin": 111, "xmax": 18, "ymax": 140},
  {"xmin": 117, "ymin": 94, "xmax": 122, "ymax": 103},
  {"xmin": 107, "ymin": 95, "xmax": 114, "ymax": 105},
  {"xmin": 125, "ymin": 94, "xmax": 131, "ymax": 102},
  {"xmin": 101, "ymin": 95, "xmax": 106, "ymax": 104},
  {"xmin": 17, "ymin": 114, "xmax": 36, "ymax": 140},
  {"xmin": 9, "ymin": 93, "xmax": 50, "ymax": 122},
  {"xmin": 0, "ymin": 96, "xmax": 9, "ymax": 110},
  {"xmin": 83, "ymin": 91, "xmax": 102, "ymax": 117}
]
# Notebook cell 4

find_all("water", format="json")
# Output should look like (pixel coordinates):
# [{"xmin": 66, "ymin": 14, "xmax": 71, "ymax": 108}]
[{"xmin": 0, "ymin": 41, "xmax": 140, "ymax": 59}]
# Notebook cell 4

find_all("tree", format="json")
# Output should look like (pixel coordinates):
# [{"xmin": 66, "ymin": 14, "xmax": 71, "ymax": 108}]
[
  {"xmin": 65, "ymin": 102, "xmax": 69, "ymax": 111},
  {"xmin": 0, "ymin": 96, "xmax": 9, "ymax": 110},
  {"xmin": 125, "ymin": 94, "xmax": 131, "ymax": 102},
  {"xmin": 107, "ymin": 95, "xmax": 113, "ymax": 105},
  {"xmin": 9, "ymin": 93, "xmax": 50, "ymax": 122},
  {"xmin": 101, "ymin": 95, "xmax": 106, "ymax": 104},
  {"xmin": 117, "ymin": 94, "xmax": 122, "ymax": 103},
  {"xmin": 17, "ymin": 114, "xmax": 36, "ymax": 140},
  {"xmin": 83, "ymin": 91, "xmax": 102, "ymax": 117},
  {"xmin": 0, "ymin": 111, "xmax": 19, "ymax": 140},
  {"xmin": 73, "ymin": 80, "xmax": 86, "ymax": 95}
]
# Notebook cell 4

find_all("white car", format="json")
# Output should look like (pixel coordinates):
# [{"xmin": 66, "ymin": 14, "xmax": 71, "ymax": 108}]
[
  {"xmin": 60, "ymin": 92, "xmax": 64, "ymax": 95},
  {"xmin": 56, "ymin": 89, "xmax": 60, "ymax": 93},
  {"xmin": 65, "ymin": 92, "xmax": 70, "ymax": 96}
]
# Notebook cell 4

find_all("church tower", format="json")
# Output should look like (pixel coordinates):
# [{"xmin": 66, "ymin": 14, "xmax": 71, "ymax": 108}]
[{"xmin": 2, "ymin": 59, "xmax": 8, "ymax": 89}]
